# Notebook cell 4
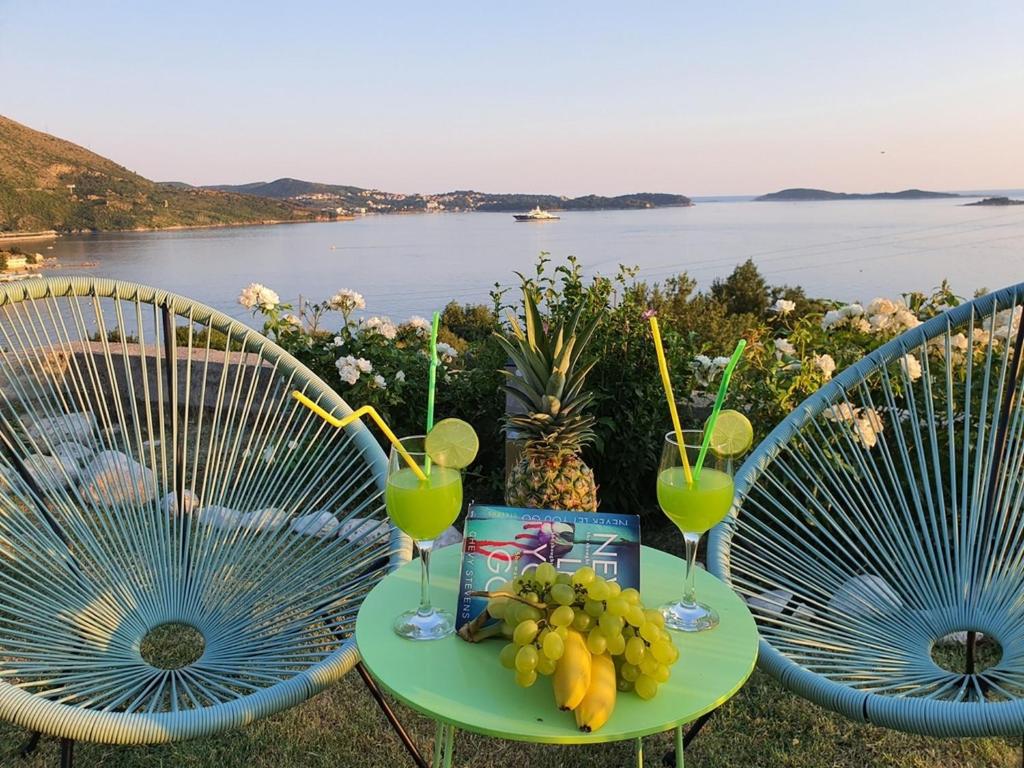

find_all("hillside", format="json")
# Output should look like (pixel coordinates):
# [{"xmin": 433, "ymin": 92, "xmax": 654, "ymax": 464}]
[
  {"xmin": 205, "ymin": 179, "xmax": 691, "ymax": 213},
  {"xmin": 0, "ymin": 116, "xmax": 314, "ymax": 233},
  {"xmin": 209, "ymin": 178, "xmax": 367, "ymax": 199},
  {"xmin": 756, "ymin": 187, "xmax": 961, "ymax": 202}
]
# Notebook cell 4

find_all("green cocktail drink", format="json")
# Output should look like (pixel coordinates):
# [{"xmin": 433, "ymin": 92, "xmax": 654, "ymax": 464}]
[
  {"xmin": 657, "ymin": 430, "xmax": 736, "ymax": 632},
  {"xmin": 387, "ymin": 434, "xmax": 464, "ymax": 641},
  {"xmin": 657, "ymin": 467, "xmax": 734, "ymax": 534},
  {"xmin": 386, "ymin": 465, "xmax": 462, "ymax": 541}
]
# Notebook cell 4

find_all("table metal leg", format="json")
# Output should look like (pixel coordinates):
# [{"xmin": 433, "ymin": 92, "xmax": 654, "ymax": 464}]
[
  {"xmin": 635, "ymin": 737, "xmax": 644, "ymax": 767},
  {"xmin": 663, "ymin": 710, "xmax": 715, "ymax": 766},
  {"xmin": 432, "ymin": 722, "xmax": 444, "ymax": 767},
  {"xmin": 432, "ymin": 722, "xmax": 457, "ymax": 768},
  {"xmin": 442, "ymin": 725, "xmax": 455, "ymax": 768}
]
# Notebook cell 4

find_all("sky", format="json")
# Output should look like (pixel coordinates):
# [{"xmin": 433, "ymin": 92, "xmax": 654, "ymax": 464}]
[{"xmin": 1, "ymin": 1, "xmax": 1021, "ymax": 196}]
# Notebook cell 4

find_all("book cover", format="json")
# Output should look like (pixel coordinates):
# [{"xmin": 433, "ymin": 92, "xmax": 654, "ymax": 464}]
[{"xmin": 455, "ymin": 504, "xmax": 641, "ymax": 630}]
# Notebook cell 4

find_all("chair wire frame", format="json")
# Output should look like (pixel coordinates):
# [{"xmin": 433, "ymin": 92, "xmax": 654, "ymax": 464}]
[
  {"xmin": 0, "ymin": 277, "xmax": 412, "ymax": 746},
  {"xmin": 709, "ymin": 282, "xmax": 1024, "ymax": 738}
]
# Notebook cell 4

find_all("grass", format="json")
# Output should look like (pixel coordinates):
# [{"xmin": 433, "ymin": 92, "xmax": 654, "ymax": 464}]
[{"xmin": 1, "ymin": 669, "xmax": 1019, "ymax": 767}]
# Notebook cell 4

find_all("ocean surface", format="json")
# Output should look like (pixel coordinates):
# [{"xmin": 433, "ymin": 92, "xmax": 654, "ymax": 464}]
[{"xmin": 23, "ymin": 194, "xmax": 1024, "ymax": 324}]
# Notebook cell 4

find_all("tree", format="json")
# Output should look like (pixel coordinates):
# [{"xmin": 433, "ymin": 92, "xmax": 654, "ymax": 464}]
[{"xmin": 710, "ymin": 259, "xmax": 769, "ymax": 315}]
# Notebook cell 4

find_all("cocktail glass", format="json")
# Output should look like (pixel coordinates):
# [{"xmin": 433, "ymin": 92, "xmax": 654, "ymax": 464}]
[
  {"xmin": 657, "ymin": 430, "xmax": 734, "ymax": 632},
  {"xmin": 386, "ymin": 435, "xmax": 463, "ymax": 640}
]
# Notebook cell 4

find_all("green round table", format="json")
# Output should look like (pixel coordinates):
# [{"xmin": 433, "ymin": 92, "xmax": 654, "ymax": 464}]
[{"xmin": 356, "ymin": 544, "xmax": 758, "ymax": 767}]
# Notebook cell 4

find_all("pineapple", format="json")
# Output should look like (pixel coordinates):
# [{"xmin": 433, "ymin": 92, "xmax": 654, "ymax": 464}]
[{"xmin": 495, "ymin": 289, "xmax": 600, "ymax": 511}]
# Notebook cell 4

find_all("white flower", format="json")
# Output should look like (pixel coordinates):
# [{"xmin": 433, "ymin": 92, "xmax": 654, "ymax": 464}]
[
  {"xmin": 863, "ymin": 298, "xmax": 921, "ymax": 336},
  {"xmin": 336, "ymin": 362, "xmax": 359, "ymax": 386},
  {"xmin": 333, "ymin": 335, "xmax": 345, "ymax": 347},
  {"xmin": 950, "ymin": 333, "xmax": 969, "ymax": 352},
  {"xmin": 372, "ymin": 374, "xmax": 386, "ymax": 389},
  {"xmin": 824, "ymin": 403, "xmax": 858, "ymax": 423},
  {"xmin": 869, "ymin": 313, "xmax": 893, "ymax": 333},
  {"xmin": 824, "ymin": 303, "xmax": 874, "ymax": 332},
  {"xmin": 360, "ymin": 316, "xmax": 398, "ymax": 340},
  {"xmin": 691, "ymin": 355, "xmax": 715, "ymax": 388},
  {"xmin": 283, "ymin": 313, "xmax": 302, "ymax": 327},
  {"xmin": 238, "ymin": 283, "xmax": 280, "ymax": 311},
  {"xmin": 406, "ymin": 315, "xmax": 431, "ymax": 334},
  {"xmin": 262, "ymin": 445, "xmax": 277, "ymax": 463},
  {"xmin": 395, "ymin": 370, "xmax": 406, "ymax": 382},
  {"xmin": 335, "ymin": 355, "xmax": 372, "ymax": 385},
  {"xmin": 988, "ymin": 307, "xmax": 1022, "ymax": 338},
  {"xmin": 771, "ymin": 299, "xmax": 796, "ymax": 316},
  {"xmin": 436, "ymin": 341, "xmax": 458, "ymax": 360},
  {"xmin": 329, "ymin": 289, "xmax": 365, "ymax": 313},
  {"xmin": 287, "ymin": 440, "xmax": 299, "ymax": 451},
  {"xmin": 822, "ymin": 310, "xmax": 844, "ymax": 330},
  {"xmin": 900, "ymin": 354, "xmax": 922, "ymax": 382},
  {"xmin": 867, "ymin": 298, "xmax": 898, "ymax": 316},
  {"xmin": 973, "ymin": 328, "xmax": 991, "ymax": 347},
  {"xmin": 854, "ymin": 409, "xmax": 884, "ymax": 450},
  {"xmin": 774, "ymin": 338, "xmax": 796, "ymax": 358},
  {"xmin": 814, "ymin": 353, "xmax": 836, "ymax": 380},
  {"xmin": 840, "ymin": 303, "xmax": 865, "ymax": 318},
  {"xmin": 893, "ymin": 308, "xmax": 921, "ymax": 331},
  {"xmin": 712, "ymin": 356, "xmax": 731, "ymax": 369}
]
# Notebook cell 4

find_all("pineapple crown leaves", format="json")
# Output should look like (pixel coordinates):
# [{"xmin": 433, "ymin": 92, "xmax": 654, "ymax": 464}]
[{"xmin": 494, "ymin": 288, "xmax": 600, "ymax": 449}]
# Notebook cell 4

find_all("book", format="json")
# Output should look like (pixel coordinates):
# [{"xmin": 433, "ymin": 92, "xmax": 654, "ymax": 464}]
[{"xmin": 455, "ymin": 504, "xmax": 641, "ymax": 630}]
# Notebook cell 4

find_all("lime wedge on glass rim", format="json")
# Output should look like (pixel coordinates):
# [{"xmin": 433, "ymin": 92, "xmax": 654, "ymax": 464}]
[
  {"xmin": 425, "ymin": 418, "xmax": 479, "ymax": 469},
  {"xmin": 706, "ymin": 409, "xmax": 753, "ymax": 457}
]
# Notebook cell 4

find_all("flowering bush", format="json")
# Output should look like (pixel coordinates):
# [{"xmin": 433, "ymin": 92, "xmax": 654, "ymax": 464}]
[
  {"xmin": 239, "ymin": 285, "xmax": 507, "ymax": 498},
  {"xmin": 236, "ymin": 259, "xmax": 1015, "ymax": 518}
]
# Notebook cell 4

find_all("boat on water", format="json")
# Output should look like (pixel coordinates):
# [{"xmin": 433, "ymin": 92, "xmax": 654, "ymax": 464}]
[{"xmin": 514, "ymin": 207, "xmax": 560, "ymax": 222}]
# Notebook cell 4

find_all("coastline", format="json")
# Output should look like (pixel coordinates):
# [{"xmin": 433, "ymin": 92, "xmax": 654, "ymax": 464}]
[
  {"xmin": 0, "ymin": 230, "xmax": 58, "ymax": 242},
  {"xmin": 0, "ymin": 204, "xmax": 695, "ymax": 239}
]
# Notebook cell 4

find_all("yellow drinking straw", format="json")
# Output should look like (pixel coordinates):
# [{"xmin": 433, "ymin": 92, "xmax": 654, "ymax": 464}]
[
  {"xmin": 649, "ymin": 316, "xmax": 694, "ymax": 486},
  {"xmin": 292, "ymin": 391, "xmax": 427, "ymax": 481}
]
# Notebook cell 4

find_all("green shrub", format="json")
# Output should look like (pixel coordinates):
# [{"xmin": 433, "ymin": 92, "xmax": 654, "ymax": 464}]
[{"xmin": 240, "ymin": 257, "xmax": 974, "ymax": 518}]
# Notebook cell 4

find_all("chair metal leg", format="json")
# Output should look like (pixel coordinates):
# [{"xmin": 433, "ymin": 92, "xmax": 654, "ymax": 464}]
[
  {"xmin": 357, "ymin": 662, "xmax": 429, "ymax": 768},
  {"xmin": 966, "ymin": 630, "xmax": 977, "ymax": 675},
  {"xmin": 59, "ymin": 739, "xmax": 73, "ymax": 768},
  {"xmin": 18, "ymin": 731, "xmax": 41, "ymax": 758}
]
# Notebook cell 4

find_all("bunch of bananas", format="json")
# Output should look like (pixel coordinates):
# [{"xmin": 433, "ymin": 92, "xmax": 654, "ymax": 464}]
[{"xmin": 464, "ymin": 563, "xmax": 679, "ymax": 733}]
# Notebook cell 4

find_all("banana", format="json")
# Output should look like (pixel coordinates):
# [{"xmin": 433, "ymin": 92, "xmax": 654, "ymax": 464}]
[
  {"xmin": 552, "ymin": 629, "xmax": 591, "ymax": 710},
  {"xmin": 574, "ymin": 652, "xmax": 616, "ymax": 733}
]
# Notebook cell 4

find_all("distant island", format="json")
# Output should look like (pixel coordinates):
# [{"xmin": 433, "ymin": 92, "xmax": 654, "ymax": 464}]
[
  {"xmin": 964, "ymin": 196, "xmax": 1024, "ymax": 207},
  {"xmin": 756, "ymin": 188, "xmax": 961, "ymax": 202},
  {"xmin": 0, "ymin": 114, "xmax": 691, "ymax": 234},
  {"xmin": 205, "ymin": 179, "xmax": 692, "ymax": 215}
]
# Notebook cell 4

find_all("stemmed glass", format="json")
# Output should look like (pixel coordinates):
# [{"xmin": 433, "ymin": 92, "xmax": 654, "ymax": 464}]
[
  {"xmin": 385, "ymin": 435, "xmax": 463, "ymax": 640},
  {"xmin": 657, "ymin": 430, "xmax": 734, "ymax": 632}
]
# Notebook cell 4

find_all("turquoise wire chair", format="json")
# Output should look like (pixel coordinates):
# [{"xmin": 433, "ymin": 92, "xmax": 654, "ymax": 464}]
[
  {"xmin": 709, "ymin": 282, "xmax": 1024, "ymax": 738},
  {"xmin": 0, "ymin": 278, "xmax": 413, "ymax": 765}
]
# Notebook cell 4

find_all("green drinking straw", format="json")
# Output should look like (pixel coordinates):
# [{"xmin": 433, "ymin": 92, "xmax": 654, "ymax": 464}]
[
  {"xmin": 694, "ymin": 339, "xmax": 747, "ymax": 480},
  {"xmin": 424, "ymin": 311, "xmax": 441, "ymax": 476}
]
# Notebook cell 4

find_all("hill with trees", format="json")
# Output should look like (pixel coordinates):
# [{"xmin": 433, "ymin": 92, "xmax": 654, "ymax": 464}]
[
  {"xmin": 0, "ymin": 115, "xmax": 314, "ymax": 233},
  {"xmin": 208, "ymin": 179, "xmax": 691, "ymax": 213}
]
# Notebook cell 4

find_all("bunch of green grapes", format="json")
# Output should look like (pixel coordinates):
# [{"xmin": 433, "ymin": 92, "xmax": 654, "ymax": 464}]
[{"xmin": 486, "ymin": 563, "xmax": 679, "ymax": 698}]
